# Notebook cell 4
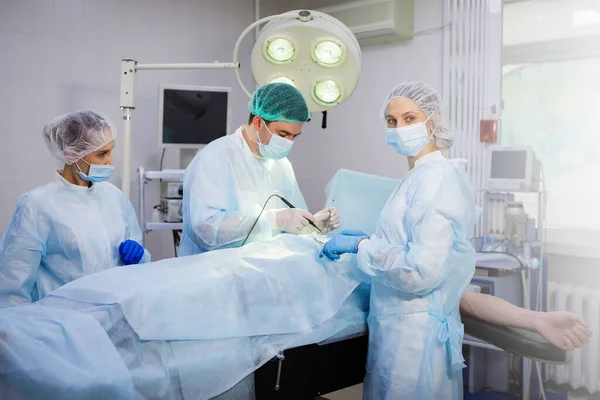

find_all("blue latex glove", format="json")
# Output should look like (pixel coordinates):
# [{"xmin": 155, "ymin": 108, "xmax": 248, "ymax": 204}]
[
  {"xmin": 320, "ymin": 234, "xmax": 368, "ymax": 261},
  {"xmin": 119, "ymin": 240, "xmax": 144, "ymax": 265},
  {"xmin": 338, "ymin": 229, "xmax": 370, "ymax": 238}
]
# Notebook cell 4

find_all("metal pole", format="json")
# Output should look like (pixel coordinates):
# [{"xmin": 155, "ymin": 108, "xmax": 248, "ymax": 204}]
[
  {"xmin": 122, "ymin": 107, "xmax": 133, "ymax": 198},
  {"xmin": 136, "ymin": 62, "xmax": 239, "ymax": 71}
]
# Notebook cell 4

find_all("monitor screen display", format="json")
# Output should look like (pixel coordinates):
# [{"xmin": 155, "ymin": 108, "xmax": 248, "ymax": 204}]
[
  {"xmin": 161, "ymin": 88, "xmax": 228, "ymax": 145},
  {"xmin": 490, "ymin": 150, "xmax": 527, "ymax": 179}
]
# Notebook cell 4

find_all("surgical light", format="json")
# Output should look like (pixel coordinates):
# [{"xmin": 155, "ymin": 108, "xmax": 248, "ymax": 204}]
[
  {"xmin": 242, "ymin": 10, "xmax": 362, "ymax": 113},
  {"xmin": 264, "ymin": 38, "xmax": 295, "ymax": 63},
  {"xmin": 268, "ymin": 76, "xmax": 297, "ymax": 87},
  {"xmin": 313, "ymin": 80, "xmax": 342, "ymax": 105},
  {"xmin": 312, "ymin": 40, "xmax": 345, "ymax": 66}
]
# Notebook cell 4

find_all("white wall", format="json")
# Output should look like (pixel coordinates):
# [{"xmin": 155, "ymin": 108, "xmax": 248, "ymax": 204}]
[
  {"xmin": 261, "ymin": 0, "xmax": 445, "ymax": 211},
  {"xmin": 0, "ymin": 0, "xmax": 254, "ymax": 260}
]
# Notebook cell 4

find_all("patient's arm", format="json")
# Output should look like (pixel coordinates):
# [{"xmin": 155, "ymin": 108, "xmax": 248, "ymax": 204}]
[{"xmin": 460, "ymin": 291, "xmax": 592, "ymax": 351}]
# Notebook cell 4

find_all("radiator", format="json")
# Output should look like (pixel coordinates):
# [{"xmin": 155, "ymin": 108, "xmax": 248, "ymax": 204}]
[{"xmin": 546, "ymin": 281, "xmax": 600, "ymax": 393}]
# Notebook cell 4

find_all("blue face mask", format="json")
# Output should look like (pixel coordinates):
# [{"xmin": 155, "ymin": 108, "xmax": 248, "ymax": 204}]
[
  {"xmin": 257, "ymin": 123, "xmax": 294, "ymax": 160},
  {"xmin": 386, "ymin": 120, "xmax": 432, "ymax": 157},
  {"xmin": 76, "ymin": 159, "xmax": 114, "ymax": 183}
]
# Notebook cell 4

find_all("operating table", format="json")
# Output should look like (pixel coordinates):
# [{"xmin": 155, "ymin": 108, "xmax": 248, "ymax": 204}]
[{"xmin": 251, "ymin": 313, "xmax": 568, "ymax": 400}]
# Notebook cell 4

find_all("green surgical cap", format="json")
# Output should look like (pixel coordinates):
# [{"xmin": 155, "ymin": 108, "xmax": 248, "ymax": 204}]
[{"xmin": 248, "ymin": 83, "xmax": 310, "ymax": 124}]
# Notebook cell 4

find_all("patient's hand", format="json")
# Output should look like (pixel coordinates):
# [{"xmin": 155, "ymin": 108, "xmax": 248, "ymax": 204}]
[{"xmin": 534, "ymin": 311, "xmax": 592, "ymax": 351}]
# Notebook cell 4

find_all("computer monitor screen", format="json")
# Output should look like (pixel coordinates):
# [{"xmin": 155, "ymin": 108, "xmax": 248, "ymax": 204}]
[
  {"xmin": 159, "ymin": 85, "xmax": 229, "ymax": 147},
  {"xmin": 490, "ymin": 150, "xmax": 527, "ymax": 179}
]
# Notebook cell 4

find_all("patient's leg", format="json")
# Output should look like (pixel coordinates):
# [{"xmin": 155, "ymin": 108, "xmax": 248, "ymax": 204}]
[{"xmin": 460, "ymin": 290, "xmax": 592, "ymax": 351}]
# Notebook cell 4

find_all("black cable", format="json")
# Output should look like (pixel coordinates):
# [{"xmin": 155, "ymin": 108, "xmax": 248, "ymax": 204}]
[
  {"xmin": 321, "ymin": 111, "xmax": 327, "ymax": 129},
  {"xmin": 159, "ymin": 148, "xmax": 167, "ymax": 183},
  {"xmin": 241, "ymin": 194, "xmax": 282, "ymax": 247},
  {"xmin": 240, "ymin": 194, "xmax": 319, "ymax": 247},
  {"xmin": 478, "ymin": 250, "xmax": 525, "ymax": 269},
  {"xmin": 159, "ymin": 148, "xmax": 166, "ymax": 171}
]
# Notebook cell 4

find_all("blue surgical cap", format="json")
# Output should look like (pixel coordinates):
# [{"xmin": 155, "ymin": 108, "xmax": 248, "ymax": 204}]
[{"xmin": 248, "ymin": 83, "xmax": 310, "ymax": 124}]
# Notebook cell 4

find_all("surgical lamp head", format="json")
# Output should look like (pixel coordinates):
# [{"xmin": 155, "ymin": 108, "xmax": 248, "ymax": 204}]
[{"xmin": 245, "ymin": 10, "xmax": 362, "ymax": 113}]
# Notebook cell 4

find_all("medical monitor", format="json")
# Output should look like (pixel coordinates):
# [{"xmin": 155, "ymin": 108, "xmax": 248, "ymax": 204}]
[
  {"xmin": 486, "ymin": 145, "xmax": 540, "ymax": 192},
  {"xmin": 158, "ymin": 85, "xmax": 230, "ymax": 148}
]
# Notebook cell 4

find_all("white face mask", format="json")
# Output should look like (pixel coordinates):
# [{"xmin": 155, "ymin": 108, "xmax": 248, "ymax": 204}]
[
  {"xmin": 75, "ymin": 158, "xmax": 114, "ymax": 183},
  {"xmin": 386, "ymin": 114, "xmax": 435, "ymax": 157},
  {"xmin": 386, "ymin": 123, "xmax": 432, "ymax": 157},
  {"xmin": 256, "ymin": 123, "xmax": 294, "ymax": 160}
]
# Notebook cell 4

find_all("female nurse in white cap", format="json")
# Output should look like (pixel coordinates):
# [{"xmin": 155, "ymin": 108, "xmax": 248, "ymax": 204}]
[{"xmin": 0, "ymin": 109, "xmax": 150, "ymax": 308}]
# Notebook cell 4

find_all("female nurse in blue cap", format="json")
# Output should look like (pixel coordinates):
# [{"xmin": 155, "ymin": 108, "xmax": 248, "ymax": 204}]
[{"xmin": 0, "ymin": 109, "xmax": 150, "ymax": 308}]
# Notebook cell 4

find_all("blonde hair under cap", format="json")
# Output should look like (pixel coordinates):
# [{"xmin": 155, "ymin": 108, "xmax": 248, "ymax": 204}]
[
  {"xmin": 383, "ymin": 81, "xmax": 453, "ymax": 151},
  {"xmin": 43, "ymin": 109, "xmax": 116, "ymax": 165}
]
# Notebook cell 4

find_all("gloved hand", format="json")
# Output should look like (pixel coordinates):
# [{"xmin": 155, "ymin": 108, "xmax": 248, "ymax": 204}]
[
  {"xmin": 312, "ymin": 207, "xmax": 341, "ymax": 233},
  {"xmin": 338, "ymin": 229, "xmax": 370, "ymax": 238},
  {"xmin": 119, "ymin": 240, "xmax": 145, "ymax": 265},
  {"xmin": 266, "ymin": 208, "xmax": 316, "ymax": 235},
  {"xmin": 533, "ymin": 311, "xmax": 592, "ymax": 351},
  {"xmin": 319, "ymin": 233, "xmax": 369, "ymax": 261}
]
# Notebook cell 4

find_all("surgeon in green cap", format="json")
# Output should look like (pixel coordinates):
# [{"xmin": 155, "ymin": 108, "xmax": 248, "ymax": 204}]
[{"xmin": 178, "ymin": 83, "xmax": 340, "ymax": 256}]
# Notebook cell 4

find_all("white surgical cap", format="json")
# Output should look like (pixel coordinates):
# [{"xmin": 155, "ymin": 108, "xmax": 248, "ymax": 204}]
[
  {"xmin": 383, "ymin": 81, "xmax": 453, "ymax": 151},
  {"xmin": 43, "ymin": 109, "xmax": 116, "ymax": 164}
]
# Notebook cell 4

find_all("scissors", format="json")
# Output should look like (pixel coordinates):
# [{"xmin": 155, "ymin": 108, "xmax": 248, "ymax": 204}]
[{"xmin": 310, "ymin": 233, "xmax": 326, "ymax": 246}]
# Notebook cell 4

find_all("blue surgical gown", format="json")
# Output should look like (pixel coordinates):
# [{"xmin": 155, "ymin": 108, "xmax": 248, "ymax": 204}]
[
  {"xmin": 357, "ymin": 151, "xmax": 478, "ymax": 399},
  {"xmin": 0, "ymin": 171, "xmax": 150, "ymax": 308},
  {"xmin": 179, "ymin": 126, "xmax": 308, "ymax": 256}
]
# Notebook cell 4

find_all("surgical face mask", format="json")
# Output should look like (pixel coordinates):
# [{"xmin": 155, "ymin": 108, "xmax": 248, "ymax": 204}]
[
  {"xmin": 386, "ymin": 119, "xmax": 433, "ymax": 157},
  {"xmin": 256, "ymin": 123, "xmax": 294, "ymax": 160},
  {"xmin": 75, "ymin": 158, "xmax": 114, "ymax": 183}
]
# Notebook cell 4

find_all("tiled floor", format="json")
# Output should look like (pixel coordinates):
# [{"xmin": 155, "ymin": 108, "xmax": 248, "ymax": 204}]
[{"xmin": 322, "ymin": 384, "xmax": 363, "ymax": 400}]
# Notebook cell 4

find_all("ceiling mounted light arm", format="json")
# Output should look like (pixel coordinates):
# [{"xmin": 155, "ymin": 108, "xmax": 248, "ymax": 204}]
[{"xmin": 233, "ymin": 13, "xmax": 301, "ymax": 98}]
